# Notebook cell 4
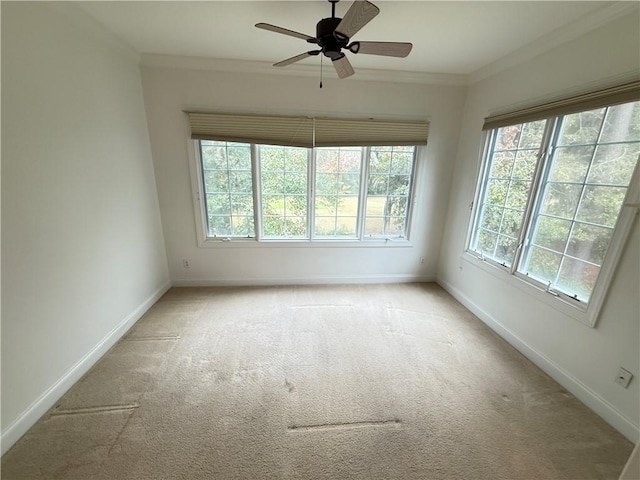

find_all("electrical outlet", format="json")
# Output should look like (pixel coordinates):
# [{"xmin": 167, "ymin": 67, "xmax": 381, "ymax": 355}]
[
  {"xmin": 420, "ymin": 257, "xmax": 425, "ymax": 264},
  {"xmin": 183, "ymin": 259, "xmax": 190, "ymax": 269},
  {"xmin": 615, "ymin": 367, "xmax": 633, "ymax": 388}
]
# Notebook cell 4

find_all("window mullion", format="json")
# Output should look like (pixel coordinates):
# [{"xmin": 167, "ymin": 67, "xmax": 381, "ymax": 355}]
[
  {"xmin": 511, "ymin": 118, "xmax": 557, "ymax": 275},
  {"xmin": 308, "ymin": 148, "xmax": 316, "ymax": 241},
  {"xmin": 357, "ymin": 147, "xmax": 370, "ymax": 240},
  {"xmin": 252, "ymin": 144, "xmax": 263, "ymax": 241}
]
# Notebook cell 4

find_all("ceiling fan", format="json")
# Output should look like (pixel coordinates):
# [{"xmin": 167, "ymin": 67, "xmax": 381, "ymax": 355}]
[{"xmin": 255, "ymin": 0, "xmax": 412, "ymax": 80}]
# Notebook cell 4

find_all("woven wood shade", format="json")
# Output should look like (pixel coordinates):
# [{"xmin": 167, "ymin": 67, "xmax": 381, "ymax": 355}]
[{"xmin": 187, "ymin": 112, "xmax": 429, "ymax": 147}]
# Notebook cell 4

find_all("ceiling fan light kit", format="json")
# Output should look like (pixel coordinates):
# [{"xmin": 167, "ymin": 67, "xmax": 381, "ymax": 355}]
[{"xmin": 256, "ymin": 0, "xmax": 413, "ymax": 81}]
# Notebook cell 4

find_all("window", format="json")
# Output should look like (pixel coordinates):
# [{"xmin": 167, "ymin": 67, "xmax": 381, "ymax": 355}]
[
  {"xmin": 195, "ymin": 141, "xmax": 418, "ymax": 243},
  {"xmin": 468, "ymin": 96, "xmax": 640, "ymax": 324}
]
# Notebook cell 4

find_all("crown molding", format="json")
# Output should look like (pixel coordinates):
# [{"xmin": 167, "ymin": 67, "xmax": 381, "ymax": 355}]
[
  {"xmin": 139, "ymin": 54, "xmax": 469, "ymax": 87},
  {"xmin": 469, "ymin": 1, "xmax": 639, "ymax": 84}
]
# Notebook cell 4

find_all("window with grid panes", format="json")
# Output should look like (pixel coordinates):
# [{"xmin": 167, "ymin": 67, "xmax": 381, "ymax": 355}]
[
  {"xmin": 196, "ymin": 142, "xmax": 418, "ymax": 242},
  {"xmin": 468, "ymin": 99, "xmax": 639, "ymax": 311}
]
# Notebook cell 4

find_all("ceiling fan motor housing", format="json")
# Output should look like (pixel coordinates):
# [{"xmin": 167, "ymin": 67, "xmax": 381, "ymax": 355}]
[{"xmin": 314, "ymin": 17, "xmax": 347, "ymax": 59}]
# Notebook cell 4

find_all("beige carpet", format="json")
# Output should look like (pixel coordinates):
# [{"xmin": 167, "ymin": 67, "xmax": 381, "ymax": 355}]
[{"xmin": 1, "ymin": 283, "xmax": 633, "ymax": 479}]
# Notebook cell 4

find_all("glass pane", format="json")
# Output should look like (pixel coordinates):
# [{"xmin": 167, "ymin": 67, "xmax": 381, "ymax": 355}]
[
  {"xmin": 285, "ymin": 149, "xmax": 308, "ymax": 172},
  {"xmin": 315, "ymin": 217, "xmax": 336, "ymax": 236},
  {"xmin": 518, "ymin": 120, "xmax": 546, "ymax": 148},
  {"xmin": 365, "ymin": 146, "xmax": 416, "ymax": 238},
  {"xmin": 539, "ymin": 183, "xmax": 582, "ymax": 219},
  {"xmin": 262, "ymin": 195, "xmax": 284, "ymax": 216},
  {"xmin": 231, "ymin": 195, "xmax": 253, "ymax": 215},
  {"xmin": 229, "ymin": 171, "xmax": 252, "ymax": 191},
  {"xmin": 335, "ymin": 217, "xmax": 357, "ymax": 236},
  {"xmin": 316, "ymin": 149, "xmax": 339, "ymax": 172},
  {"xmin": 366, "ymin": 197, "xmax": 385, "ymax": 216},
  {"xmin": 556, "ymin": 258, "xmax": 600, "ymax": 301},
  {"xmin": 370, "ymin": 150, "xmax": 392, "ymax": 173},
  {"xmin": 530, "ymin": 216, "xmax": 572, "ymax": 254},
  {"xmin": 284, "ymin": 217, "xmax": 307, "ymax": 237},
  {"xmin": 260, "ymin": 146, "xmax": 285, "ymax": 171},
  {"xmin": 488, "ymin": 151, "xmax": 515, "ymax": 179},
  {"xmin": 232, "ymin": 216, "xmax": 254, "ymax": 236},
  {"xmin": 486, "ymin": 179, "xmax": 510, "ymax": 206},
  {"xmin": 285, "ymin": 173, "xmax": 307, "ymax": 194},
  {"xmin": 495, "ymin": 124, "xmax": 522, "ymax": 151},
  {"xmin": 208, "ymin": 215, "xmax": 231, "ymax": 236},
  {"xmin": 557, "ymin": 108, "xmax": 606, "ymax": 145},
  {"xmin": 575, "ymin": 185, "xmax": 626, "ymax": 227},
  {"xmin": 548, "ymin": 146, "xmax": 594, "ymax": 183},
  {"xmin": 203, "ymin": 171, "xmax": 228, "ymax": 193},
  {"xmin": 495, "ymin": 235, "xmax": 517, "ymax": 265},
  {"xmin": 260, "ymin": 146, "xmax": 308, "ymax": 238},
  {"xmin": 566, "ymin": 223, "xmax": 612, "ymax": 265},
  {"xmin": 476, "ymin": 229, "xmax": 497, "ymax": 256},
  {"xmin": 364, "ymin": 217, "xmax": 384, "ymax": 236},
  {"xmin": 505, "ymin": 181, "xmax": 530, "ymax": 210},
  {"xmin": 512, "ymin": 150, "xmax": 537, "ymax": 180},
  {"xmin": 386, "ymin": 197, "xmax": 408, "ymax": 219},
  {"xmin": 201, "ymin": 145, "xmax": 228, "ymax": 170},
  {"xmin": 339, "ymin": 149, "xmax": 362, "ymax": 172},
  {"xmin": 386, "ymin": 217, "xmax": 406, "ymax": 236},
  {"xmin": 206, "ymin": 194, "xmax": 230, "ymax": 215},
  {"xmin": 314, "ymin": 147, "xmax": 363, "ymax": 238},
  {"xmin": 285, "ymin": 195, "xmax": 306, "ymax": 216},
  {"xmin": 479, "ymin": 205, "xmax": 503, "ymax": 232},
  {"xmin": 391, "ymin": 153, "xmax": 412, "ymax": 174},
  {"xmin": 227, "ymin": 146, "xmax": 251, "ymax": 170},
  {"xmin": 339, "ymin": 173, "xmax": 361, "ymax": 194},
  {"xmin": 316, "ymin": 196, "xmax": 337, "ymax": 216},
  {"xmin": 200, "ymin": 141, "xmax": 254, "ymax": 237},
  {"xmin": 336, "ymin": 197, "xmax": 359, "ymax": 216},
  {"xmin": 600, "ymin": 101, "xmax": 640, "ymax": 143},
  {"xmin": 525, "ymin": 247, "xmax": 562, "ymax": 284},
  {"xmin": 501, "ymin": 208, "xmax": 524, "ymax": 237},
  {"xmin": 262, "ymin": 216, "xmax": 285, "ymax": 237},
  {"xmin": 587, "ymin": 143, "xmax": 640, "ymax": 186},
  {"xmin": 368, "ymin": 175, "xmax": 388, "ymax": 195}
]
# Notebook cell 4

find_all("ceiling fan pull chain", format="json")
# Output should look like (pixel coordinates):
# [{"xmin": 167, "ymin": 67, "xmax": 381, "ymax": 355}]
[{"xmin": 320, "ymin": 55, "xmax": 323, "ymax": 88}]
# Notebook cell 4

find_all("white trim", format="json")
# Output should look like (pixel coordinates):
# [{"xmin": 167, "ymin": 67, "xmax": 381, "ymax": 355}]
[
  {"xmin": 140, "ymin": 54, "xmax": 468, "ymax": 86},
  {"xmin": 0, "ymin": 281, "xmax": 171, "ymax": 455},
  {"xmin": 172, "ymin": 274, "xmax": 434, "ymax": 288},
  {"xmin": 469, "ymin": 2, "xmax": 639, "ymax": 84},
  {"xmin": 436, "ymin": 276, "xmax": 640, "ymax": 443}
]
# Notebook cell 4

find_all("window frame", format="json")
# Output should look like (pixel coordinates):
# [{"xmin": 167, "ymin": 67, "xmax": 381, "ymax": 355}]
[
  {"xmin": 464, "ymin": 106, "xmax": 640, "ymax": 327},
  {"xmin": 187, "ymin": 140, "xmax": 420, "ymax": 248}
]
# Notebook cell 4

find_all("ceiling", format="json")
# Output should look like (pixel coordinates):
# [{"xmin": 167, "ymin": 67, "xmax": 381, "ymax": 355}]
[{"xmin": 76, "ymin": 1, "xmax": 623, "ymax": 78}]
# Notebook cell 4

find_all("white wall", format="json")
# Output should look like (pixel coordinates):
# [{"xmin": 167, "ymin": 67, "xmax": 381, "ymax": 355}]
[
  {"xmin": 1, "ymin": 3, "xmax": 170, "ymax": 452},
  {"xmin": 438, "ymin": 12, "xmax": 640, "ymax": 441},
  {"xmin": 141, "ymin": 64, "xmax": 466, "ymax": 285}
]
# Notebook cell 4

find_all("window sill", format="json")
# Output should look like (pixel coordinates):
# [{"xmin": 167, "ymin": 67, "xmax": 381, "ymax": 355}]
[
  {"xmin": 197, "ymin": 237, "xmax": 413, "ymax": 248},
  {"xmin": 461, "ymin": 251, "xmax": 594, "ymax": 327}
]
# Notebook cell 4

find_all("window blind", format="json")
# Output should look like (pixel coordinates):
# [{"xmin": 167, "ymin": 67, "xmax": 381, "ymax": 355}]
[
  {"xmin": 483, "ymin": 80, "xmax": 640, "ymax": 131},
  {"xmin": 186, "ymin": 112, "xmax": 429, "ymax": 147}
]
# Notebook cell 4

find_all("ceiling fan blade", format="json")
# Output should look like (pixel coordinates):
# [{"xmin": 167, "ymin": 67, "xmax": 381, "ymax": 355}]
[
  {"xmin": 349, "ymin": 41, "xmax": 412, "ymax": 57},
  {"xmin": 332, "ymin": 54, "xmax": 355, "ymax": 79},
  {"xmin": 335, "ymin": 1, "xmax": 380, "ymax": 41},
  {"xmin": 255, "ymin": 23, "xmax": 315, "ymax": 41},
  {"xmin": 273, "ymin": 50, "xmax": 321, "ymax": 67}
]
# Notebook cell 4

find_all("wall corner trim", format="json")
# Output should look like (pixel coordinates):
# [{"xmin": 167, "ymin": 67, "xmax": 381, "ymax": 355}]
[
  {"xmin": 436, "ymin": 276, "xmax": 640, "ymax": 443},
  {"xmin": 0, "ymin": 281, "xmax": 171, "ymax": 456}
]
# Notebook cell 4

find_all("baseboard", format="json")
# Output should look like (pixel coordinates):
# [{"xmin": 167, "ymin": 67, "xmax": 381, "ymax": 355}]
[
  {"xmin": 436, "ymin": 276, "xmax": 640, "ymax": 443},
  {"xmin": 1, "ymin": 281, "xmax": 171, "ymax": 456},
  {"xmin": 171, "ymin": 274, "xmax": 435, "ymax": 287}
]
